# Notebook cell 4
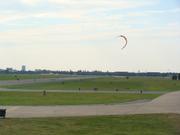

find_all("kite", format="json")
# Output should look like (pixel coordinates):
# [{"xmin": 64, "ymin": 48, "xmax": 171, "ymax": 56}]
[{"xmin": 118, "ymin": 35, "xmax": 128, "ymax": 49}]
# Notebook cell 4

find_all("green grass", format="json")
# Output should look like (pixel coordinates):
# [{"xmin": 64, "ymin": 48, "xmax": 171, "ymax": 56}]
[
  {"xmin": 2, "ymin": 77, "xmax": 180, "ymax": 91},
  {"xmin": 0, "ymin": 74, "xmax": 64, "ymax": 80},
  {"xmin": 0, "ymin": 114, "xmax": 180, "ymax": 135},
  {"xmin": 0, "ymin": 92, "xmax": 159, "ymax": 105}
]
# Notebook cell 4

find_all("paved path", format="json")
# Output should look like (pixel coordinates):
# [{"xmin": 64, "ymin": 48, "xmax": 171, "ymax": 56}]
[
  {"xmin": 0, "ymin": 76, "xmax": 97, "ymax": 86},
  {"xmin": 0, "ymin": 88, "xmax": 167, "ymax": 94},
  {"xmin": 2, "ymin": 91, "xmax": 180, "ymax": 118}
]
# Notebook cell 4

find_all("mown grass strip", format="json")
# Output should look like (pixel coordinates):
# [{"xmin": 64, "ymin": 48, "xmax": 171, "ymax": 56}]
[{"xmin": 0, "ymin": 114, "xmax": 179, "ymax": 135}]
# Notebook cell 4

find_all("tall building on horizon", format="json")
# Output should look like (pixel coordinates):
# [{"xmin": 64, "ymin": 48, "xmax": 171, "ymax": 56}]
[{"xmin": 21, "ymin": 65, "xmax": 26, "ymax": 72}]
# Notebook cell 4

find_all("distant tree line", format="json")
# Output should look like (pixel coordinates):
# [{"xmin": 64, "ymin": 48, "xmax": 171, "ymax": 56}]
[
  {"xmin": 172, "ymin": 74, "xmax": 180, "ymax": 80},
  {"xmin": 0, "ymin": 68, "xmax": 179, "ymax": 78}
]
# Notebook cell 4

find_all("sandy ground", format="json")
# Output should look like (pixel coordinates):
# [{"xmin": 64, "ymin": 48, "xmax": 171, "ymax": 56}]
[{"xmin": 2, "ymin": 91, "xmax": 180, "ymax": 118}]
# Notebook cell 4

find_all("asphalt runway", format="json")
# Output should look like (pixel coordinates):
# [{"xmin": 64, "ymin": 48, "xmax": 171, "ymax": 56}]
[
  {"xmin": 0, "ymin": 88, "xmax": 167, "ymax": 94},
  {"xmin": 0, "ymin": 76, "xmax": 97, "ymax": 86},
  {"xmin": 2, "ymin": 91, "xmax": 180, "ymax": 118}
]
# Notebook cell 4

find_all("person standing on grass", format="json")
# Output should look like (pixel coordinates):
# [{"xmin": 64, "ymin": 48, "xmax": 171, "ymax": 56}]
[{"xmin": 43, "ymin": 90, "xmax": 47, "ymax": 96}]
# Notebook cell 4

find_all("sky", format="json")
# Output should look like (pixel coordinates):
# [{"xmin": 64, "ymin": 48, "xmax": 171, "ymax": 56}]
[{"xmin": 0, "ymin": 0, "xmax": 180, "ymax": 72}]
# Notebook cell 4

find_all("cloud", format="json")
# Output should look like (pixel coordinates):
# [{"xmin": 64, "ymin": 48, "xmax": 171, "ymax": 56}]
[
  {"xmin": 126, "ymin": 8, "xmax": 180, "ymax": 17},
  {"xmin": 0, "ymin": 12, "xmax": 26, "ymax": 23},
  {"xmin": 147, "ymin": 8, "xmax": 180, "ymax": 14},
  {"xmin": 20, "ymin": 0, "xmax": 42, "ymax": 6},
  {"xmin": 0, "ymin": 10, "xmax": 83, "ymax": 24},
  {"xmin": 0, "ymin": 0, "xmax": 159, "ymax": 25},
  {"xmin": 48, "ymin": 0, "xmax": 156, "ymax": 9}
]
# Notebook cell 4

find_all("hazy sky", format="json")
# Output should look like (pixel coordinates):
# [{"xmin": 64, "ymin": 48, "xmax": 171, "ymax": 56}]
[{"xmin": 0, "ymin": 0, "xmax": 180, "ymax": 72}]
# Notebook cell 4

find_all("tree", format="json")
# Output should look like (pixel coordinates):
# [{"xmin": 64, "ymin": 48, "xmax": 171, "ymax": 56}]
[
  {"xmin": 172, "ymin": 75, "xmax": 177, "ymax": 80},
  {"xmin": 178, "ymin": 74, "xmax": 180, "ymax": 80}
]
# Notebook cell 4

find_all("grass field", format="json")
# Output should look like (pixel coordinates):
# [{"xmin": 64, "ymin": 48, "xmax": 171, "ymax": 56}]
[
  {"xmin": 2, "ymin": 77, "xmax": 180, "ymax": 91},
  {"xmin": 0, "ymin": 74, "xmax": 64, "ymax": 80},
  {"xmin": 0, "ymin": 114, "xmax": 179, "ymax": 135},
  {"xmin": 0, "ymin": 92, "xmax": 159, "ymax": 105}
]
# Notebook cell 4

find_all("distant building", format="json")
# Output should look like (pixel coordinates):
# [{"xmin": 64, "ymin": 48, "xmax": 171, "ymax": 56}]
[{"xmin": 21, "ymin": 65, "xmax": 26, "ymax": 72}]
